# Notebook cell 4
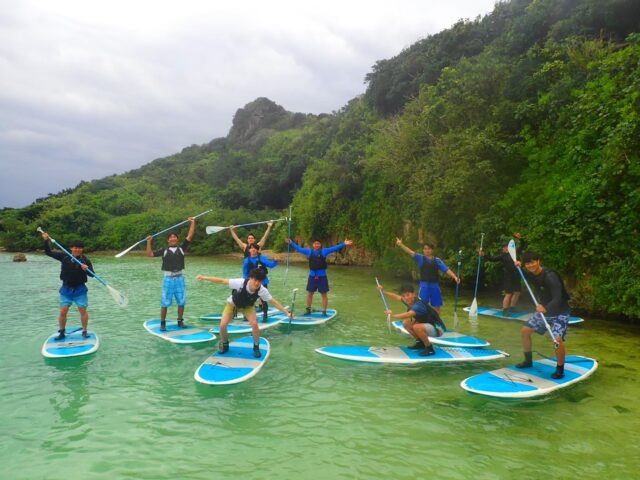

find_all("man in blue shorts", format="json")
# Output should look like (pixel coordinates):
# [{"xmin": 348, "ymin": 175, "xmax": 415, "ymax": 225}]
[
  {"xmin": 286, "ymin": 237, "xmax": 353, "ymax": 315},
  {"xmin": 41, "ymin": 231, "xmax": 94, "ymax": 340},
  {"xmin": 378, "ymin": 283, "xmax": 447, "ymax": 356},
  {"xmin": 396, "ymin": 238, "xmax": 460, "ymax": 314},
  {"xmin": 515, "ymin": 251, "xmax": 571, "ymax": 379},
  {"xmin": 146, "ymin": 217, "xmax": 196, "ymax": 331}
]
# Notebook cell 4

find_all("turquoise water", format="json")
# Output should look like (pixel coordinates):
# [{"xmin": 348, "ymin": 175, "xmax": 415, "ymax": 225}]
[{"xmin": 1, "ymin": 252, "xmax": 639, "ymax": 479}]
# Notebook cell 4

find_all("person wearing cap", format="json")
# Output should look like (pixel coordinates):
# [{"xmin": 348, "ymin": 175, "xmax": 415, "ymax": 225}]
[
  {"xmin": 515, "ymin": 251, "xmax": 571, "ymax": 379},
  {"xmin": 243, "ymin": 243, "xmax": 278, "ymax": 321},
  {"xmin": 479, "ymin": 232, "xmax": 526, "ymax": 316},
  {"xmin": 196, "ymin": 267, "xmax": 292, "ymax": 358},
  {"xmin": 377, "ymin": 283, "xmax": 447, "ymax": 356},
  {"xmin": 285, "ymin": 237, "xmax": 353, "ymax": 316},
  {"xmin": 395, "ymin": 238, "xmax": 460, "ymax": 314},
  {"xmin": 230, "ymin": 221, "xmax": 274, "ymax": 258},
  {"xmin": 41, "ymin": 231, "xmax": 94, "ymax": 340},
  {"xmin": 146, "ymin": 217, "xmax": 196, "ymax": 331}
]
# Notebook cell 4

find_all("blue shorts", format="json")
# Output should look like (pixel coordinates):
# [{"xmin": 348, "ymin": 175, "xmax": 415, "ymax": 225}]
[
  {"xmin": 306, "ymin": 275, "xmax": 329, "ymax": 293},
  {"xmin": 161, "ymin": 276, "xmax": 186, "ymax": 308},
  {"xmin": 526, "ymin": 313, "xmax": 569, "ymax": 340},
  {"xmin": 418, "ymin": 282, "xmax": 443, "ymax": 308},
  {"xmin": 60, "ymin": 285, "xmax": 88, "ymax": 309}
]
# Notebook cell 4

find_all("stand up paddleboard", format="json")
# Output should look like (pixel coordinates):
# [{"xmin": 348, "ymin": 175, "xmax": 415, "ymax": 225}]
[
  {"xmin": 194, "ymin": 337, "xmax": 270, "ymax": 385},
  {"xmin": 210, "ymin": 316, "xmax": 283, "ymax": 335},
  {"xmin": 315, "ymin": 345, "xmax": 508, "ymax": 364},
  {"xmin": 42, "ymin": 328, "xmax": 99, "ymax": 358},
  {"xmin": 274, "ymin": 308, "xmax": 337, "ymax": 326},
  {"xmin": 144, "ymin": 320, "xmax": 216, "ymax": 344},
  {"xmin": 200, "ymin": 305, "xmax": 283, "ymax": 321},
  {"xmin": 463, "ymin": 306, "xmax": 584, "ymax": 324},
  {"xmin": 460, "ymin": 355, "xmax": 597, "ymax": 398},
  {"xmin": 391, "ymin": 320, "xmax": 490, "ymax": 348}
]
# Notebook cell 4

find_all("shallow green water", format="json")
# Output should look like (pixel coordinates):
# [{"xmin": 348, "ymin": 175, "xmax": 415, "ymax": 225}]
[{"xmin": 1, "ymin": 252, "xmax": 639, "ymax": 479}]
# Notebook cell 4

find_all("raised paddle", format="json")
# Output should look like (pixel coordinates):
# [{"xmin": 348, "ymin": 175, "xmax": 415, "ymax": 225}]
[
  {"xmin": 38, "ymin": 227, "xmax": 128, "ymax": 307},
  {"xmin": 453, "ymin": 249, "xmax": 462, "ymax": 329},
  {"xmin": 288, "ymin": 288, "xmax": 299, "ymax": 334},
  {"xmin": 115, "ymin": 209, "xmax": 212, "ymax": 258},
  {"xmin": 469, "ymin": 233, "xmax": 485, "ymax": 317},
  {"xmin": 375, "ymin": 277, "xmax": 392, "ymax": 334},
  {"xmin": 205, "ymin": 218, "xmax": 287, "ymax": 235},
  {"xmin": 507, "ymin": 239, "xmax": 559, "ymax": 348}
]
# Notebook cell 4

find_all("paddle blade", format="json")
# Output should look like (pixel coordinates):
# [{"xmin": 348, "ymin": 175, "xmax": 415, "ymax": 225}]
[
  {"xmin": 386, "ymin": 313, "xmax": 392, "ymax": 334},
  {"xmin": 469, "ymin": 298, "xmax": 478, "ymax": 317},
  {"xmin": 507, "ymin": 239, "xmax": 517, "ymax": 263},
  {"xmin": 453, "ymin": 311, "xmax": 460, "ymax": 330},
  {"xmin": 205, "ymin": 226, "xmax": 227, "ymax": 235},
  {"xmin": 115, "ymin": 243, "xmax": 137, "ymax": 258},
  {"xmin": 107, "ymin": 285, "xmax": 128, "ymax": 307}
]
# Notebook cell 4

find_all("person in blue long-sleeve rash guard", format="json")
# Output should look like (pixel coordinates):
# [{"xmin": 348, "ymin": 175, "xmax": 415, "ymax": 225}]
[
  {"xmin": 243, "ymin": 244, "xmax": 278, "ymax": 321},
  {"xmin": 286, "ymin": 238, "xmax": 353, "ymax": 316}
]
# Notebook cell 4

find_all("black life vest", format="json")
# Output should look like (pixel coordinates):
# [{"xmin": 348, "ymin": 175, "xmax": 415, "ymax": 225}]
[
  {"xmin": 231, "ymin": 279, "xmax": 261, "ymax": 308},
  {"xmin": 419, "ymin": 257, "xmax": 440, "ymax": 283},
  {"xmin": 308, "ymin": 250, "xmax": 328, "ymax": 270},
  {"xmin": 243, "ymin": 244, "xmax": 254, "ymax": 258},
  {"xmin": 161, "ymin": 247, "xmax": 185, "ymax": 272},
  {"xmin": 410, "ymin": 298, "xmax": 446, "ymax": 328}
]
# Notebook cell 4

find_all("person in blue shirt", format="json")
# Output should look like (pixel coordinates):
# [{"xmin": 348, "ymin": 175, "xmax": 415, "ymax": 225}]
[
  {"xmin": 243, "ymin": 244, "xmax": 278, "ymax": 321},
  {"xmin": 378, "ymin": 283, "xmax": 446, "ymax": 356},
  {"xmin": 286, "ymin": 237, "xmax": 353, "ymax": 315},
  {"xmin": 396, "ymin": 238, "xmax": 460, "ymax": 314}
]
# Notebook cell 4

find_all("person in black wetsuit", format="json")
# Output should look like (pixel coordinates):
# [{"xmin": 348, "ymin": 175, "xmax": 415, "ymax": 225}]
[
  {"xmin": 480, "ymin": 232, "xmax": 526, "ymax": 316},
  {"xmin": 41, "ymin": 231, "xmax": 94, "ymax": 340}
]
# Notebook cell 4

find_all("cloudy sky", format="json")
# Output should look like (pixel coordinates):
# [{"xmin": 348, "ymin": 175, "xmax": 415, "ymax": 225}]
[{"xmin": 0, "ymin": 0, "xmax": 497, "ymax": 208}]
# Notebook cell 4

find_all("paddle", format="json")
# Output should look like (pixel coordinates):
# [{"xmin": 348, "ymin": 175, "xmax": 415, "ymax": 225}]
[
  {"xmin": 375, "ymin": 277, "xmax": 392, "ymax": 334},
  {"xmin": 469, "ymin": 233, "xmax": 485, "ymax": 317},
  {"xmin": 288, "ymin": 288, "xmax": 298, "ymax": 333},
  {"xmin": 507, "ymin": 239, "xmax": 559, "ymax": 348},
  {"xmin": 453, "ymin": 249, "xmax": 462, "ymax": 330},
  {"xmin": 285, "ymin": 206, "xmax": 292, "ymax": 285},
  {"xmin": 205, "ymin": 218, "xmax": 287, "ymax": 235},
  {"xmin": 38, "ymin": 227, "xmax": 128, "ymax": 307},
  {"xmin": 115, "ymin": 209, "xmax": 212, "ymax": 258}
]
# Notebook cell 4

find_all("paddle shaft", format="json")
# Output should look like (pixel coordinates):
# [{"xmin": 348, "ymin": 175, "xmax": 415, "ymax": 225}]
[
  {"xmin": 473, "ymin": 234, "xmax": 485, "ymax": 299},
  {"xmin": 288, "ymin": 289, "xmax": 298, "ymax": 333},
  {"xmin": 514, "ymin": 265, "xmax": 559, "ymax": 348},
  {"xmin": 454, "ymin": 251, "xmax": 462, "ymax": 313}
]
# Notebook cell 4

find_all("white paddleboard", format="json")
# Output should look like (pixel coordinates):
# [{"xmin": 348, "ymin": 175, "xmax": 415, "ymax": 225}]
[
  {"xmin": 144, "ymin": 319, "xmax": 216, "ymax": 344},
  {"xmin": 460, "ymin": 355, "xmax": 598, "ymax": 398},
  {"xmin": 463, "ymin": 306, "xmax": 584, "ymax": 324},
  {"xmin": 391, "ymin": 320, "xmax": 490, "ymax": 348},
  {"xmin": 273, "ymin": 308, "xmax": 337, "ymax": 326},
  {"xmin": 315, "ymin": 345, "xmax": 508, "ymax": 364},
  {"xmin": 42, "ymin": 327, "xmax": 99, "ymax": 358},
  {"xmin": 194, "ymin": 337, "xmax": 270, "ymax": 385},
  {"xmin": 209, "ymin": 316, "xmax": 283, "ymax": 335}
]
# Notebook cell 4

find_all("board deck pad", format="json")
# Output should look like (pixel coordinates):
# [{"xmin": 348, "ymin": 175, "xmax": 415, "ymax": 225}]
[
  {"xmin": 42, "ymin": 328, "xmax": 99, "ymax": 358},
  {"xmin": 200, "ymin": 306, "xmax": 283, "ymax": 321},
  {"xmin": 463, "ymin": 306, "xmax": 584, "ymax": 324},
  {"xmin": 194, "ymin": 337, "xmax": 270, "ymax": 385},
  {"xmin": 391, "ymin": 321, "xmax": 490, "ymax": 348},
  {"xmin": 210, "ymin": 316, "xmax": 283, "ymax": 334},
  {"xmin": 144, "ymin": 319, "xmax": 216, "ymax": 344},
  {"xmin": 460, "ymin": 355, "xmax": 598, "ymax": 398},
  {"xmin": 273, "ymin": 308, "xmax": 337, "ymax": 326},
  {"xmin": 315, "ymin": 345, "xmax": 508, "ymax": 364}
]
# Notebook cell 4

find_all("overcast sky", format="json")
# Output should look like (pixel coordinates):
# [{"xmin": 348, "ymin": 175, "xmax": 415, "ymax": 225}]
[{"xmin": 0, "ymin": 0, "xmax": 497, "ymax": 208}]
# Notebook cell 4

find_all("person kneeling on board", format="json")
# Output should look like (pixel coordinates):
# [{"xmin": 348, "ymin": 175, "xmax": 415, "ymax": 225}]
[
  {"xmin": 196, "ymin": 267, "xmax": 291, "ymax": 358},
  {"xmin": 378, "ymin": 283, "xmax": 446, "ymax": 356},
  {"xmin": 515, "ymin": 251, "xmax": 571, "ymax": 379}
]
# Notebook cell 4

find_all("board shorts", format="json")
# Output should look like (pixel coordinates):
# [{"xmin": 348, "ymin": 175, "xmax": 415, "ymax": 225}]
[
  {"xmin": 306, "ymin": 275, "xmax": 329, "ymax": 293},
  {"xmin": 59, "ymin": 285, "xmax": 88, "ymax": 308},
  {"xmin": 418, "ymin": 282, "xmax": 443, "ymax": 308},
  {"xmin": 411, "ymin": 321, "xmax": 441, "ymax": 337},
  {"xmin": 161, "ymin": 275, "xmax": 186, "ymax": 307},
  {"xmin": 223, "ymin": 302, "xmax": 257, "ymax": 319},
  {"xmin": 503, "ymin": 275, "xmax": 521, "ymax": 294},
  {"xmin": 526, "ymin": 312, "xmax": 569, "ymax": 340}
]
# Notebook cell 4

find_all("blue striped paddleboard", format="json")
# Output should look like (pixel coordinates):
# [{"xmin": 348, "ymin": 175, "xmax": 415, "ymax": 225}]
[
  {"xmin": 391, "ymin": 320, "xmax": 490, "ymax": 348},
  {"xmin": 194, "ymin": 337, "xmax": 270, "ymax": 385},
  {"xmin": 315, "ymin": 345, "xmax": 508, "ymax": 364},
  {"xmin": 42, "ymin": 327, "xmax": 99, "ymax": 358},
  {"xmin": 210, "ymin": 316, "xmax": 283, "ymax": 335},
  {"xmin": 463, "ymin": 306, "xmax": 584, "ymax": 325},
  {"xmin": 274, "ymin": 308, "xmax": 337, "ymax": 326},
  {"xmin": 200, "ymin": 305, "xmax": 283, "ymax": 321},
  {"xmin": 460, "ymin": 355, "xmax": 598, "ymax": 399},
  {"xmin": 144, "ymin": 319, "xmax": 216, "ymax": 344}
]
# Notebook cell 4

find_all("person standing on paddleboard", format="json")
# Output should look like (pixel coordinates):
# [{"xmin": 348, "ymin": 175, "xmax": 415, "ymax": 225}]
[
  {"xmin": 286, "ymin": 237, "xmax": 353, "ymax": 316},
  {"xmin": 378, "ymin": 283, "xmax": 446, "ymax": 357},
  {"xmin": 515, "ymin": 251, "xmax": 571, "ymax": 379},
  {"xmin": 146, "ymin": 217, "xmax": 196, "ymax": 331},
  {"xmin": 395, "ymin": 238, "xmax": 460, "ymax": 314},
  {"xmin": 196, "ymin": 267, "xmax": 291, "ymax": 358},
  {"xmin": 230, "ymin": 221, "xmax": 274, "ymax": 258},
  {"xmin": 480, "ymin": 232, "xmax": 526, "ymax": 316},
  {"xmin": 41, "ymin": 231, "xmax": 94, "ymax": 340},
  {"xmin": 243, "ymin": 244, "xmax": 278, "ymax": 321}
]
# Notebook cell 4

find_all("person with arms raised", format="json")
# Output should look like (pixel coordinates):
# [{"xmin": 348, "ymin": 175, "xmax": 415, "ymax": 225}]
[{"xmin": 243, "ymin": 244, "xmax": 278, "ymax": 321}]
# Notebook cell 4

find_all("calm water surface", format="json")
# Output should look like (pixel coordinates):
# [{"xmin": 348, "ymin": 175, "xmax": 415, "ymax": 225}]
[{"xmin": 1, "ymin": 252, "xmax": 638, "ymax": 479}]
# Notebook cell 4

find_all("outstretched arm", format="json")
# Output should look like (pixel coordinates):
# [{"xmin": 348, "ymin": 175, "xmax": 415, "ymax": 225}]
[
  {"xmin": 257, "ymin": 222, "xmax": 274, "ymax": 248},
  {"xmin": 269, "ymin": 298, "xmax": 292, "ymax": 318},
  {"xmin": 446, "ymin": 268, "xmax": 461, "ymax": 284},
  {"xmin": 146, "ymin": 236, "xmax": 154, "ymax": 257},
  {"xmin": 395, "ymin": 238, "xmax": 415, "ymax": 257},
  {"xmin": 230, "ymin": 226, "xmax": 247, "ymax": 251},
  {"xmin": 196, "ymin": 275, "xmax": 229, "ymax": 285},
  {"xmin": 186, "ymin": 217, "xmax": 196, "ymax": 242}
]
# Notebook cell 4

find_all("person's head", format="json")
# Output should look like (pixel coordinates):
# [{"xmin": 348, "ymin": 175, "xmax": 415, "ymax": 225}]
[
  {"xmin": 422, "ymin": 243, "xmax": 434, "ymax": 256},
  {"xmin": 249, "ymin": 243, "xmax": 260, "ymax": 257},
  {"xmin": 167, "ymin": 232, "xmax": 179, "ymax": 247},
  {"xmin": 248, "ymin": 266, "xmax": 266, "ymax": 289},
  {"xmin": 70, "ymin": 240, "xmax": 84, "ymax": 256},
  {"xmin": 397, "ymin": 284, "xmax": 417, "ymax": 305},
  {"xmin": 522, "ymin": 251, "xmax": 542, "ymax": 274},
  {"xmin": 312, "ymin": 239, "xmax": 322, "ymax": 250},
  {"xmin": 247, "ymin": 233, "xmax": 256, "ymax": 245}
]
